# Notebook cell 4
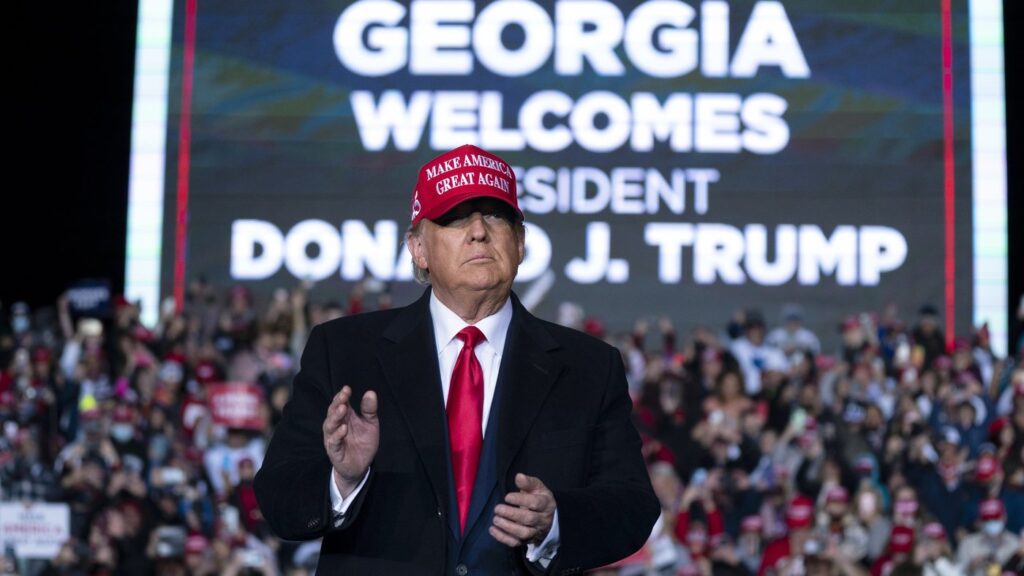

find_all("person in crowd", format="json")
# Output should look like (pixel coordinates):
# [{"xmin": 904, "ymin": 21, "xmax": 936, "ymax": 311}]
[
  {"xmin": 957, "ymin": 498, "xmax": 1019, "ymax": 575},
  {"xmin": 853, "ymin": 484, "xmax": 892, "ymax": 562},
  {"xmin": 736, "ymin": 515, "xmax": 766, "ymax": 574},
  {"xmin": 758, "ymin": 495, "xmax": 816, "ymax": 575},
  {"xmin": 916, "ymin": 521, "xmax": 959, "ymax": 576},
  {"xmin": 767, "ymin": 304, "xmax": 821, "ymax": 357},
  {"xmin": 730, "ymin": 310, "xmax": 788, "ymax": 396},
  {"xmin": 913, "ymin": 305, "xmax": 947, "ymax": 370},
  {"xmin": 869, "ymin": 524, "xmax": 914, "ymax": 576},
  {"xmin": 817, "ymin": 485, "xmax": 870, "ymax": 565}
]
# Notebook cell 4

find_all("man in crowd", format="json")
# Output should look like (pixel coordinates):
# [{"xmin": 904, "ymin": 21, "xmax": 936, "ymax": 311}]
[
  {"xmin": 254, "ymin": 144, "xmax": 659, "ymax": 574},
  {"xmin": 957, "ymin": 498, "xmax": 1018, "ymax": 575}
]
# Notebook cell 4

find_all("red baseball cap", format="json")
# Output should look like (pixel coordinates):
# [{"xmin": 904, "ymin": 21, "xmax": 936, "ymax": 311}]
[
  {"xmin": 786, "ymin": 495, "xmax": 815, "ymax": 529},
  {"xmin": 112, "ymin": 404, "xmax": 135, "ymax": 423},
  {"xmin": 923, "ymin": 522, "xmax": 946, "ymax": 540},
  {"xmin": 686, "ymin": 527, "xmax": 708, "ymax": 545},
  {"xmin": 184, "ymin": 533, "xmax": 208, "ymax": 555},
  {"xmin": 825, "ymin": 485, "xmax": 849, "ymax": 504},
  {"xmin": 979, "ymin": 498, "xmax": 1005, "ymax": 520},
  {"xmin": 32, "ymin": 347, "xmax": 52, "ymax": 363},
  {"xmin": 889, "ymin": 525, "xmax": 914, "ymax": 553},
  {"xmin": 976, "ymin": 454, "xmax": 1001, "ymax": 482},
  {"xmin": 410, "ymin": 144, "xmax": 522, "ymax": 227},
  {"xmin": 988, "ymin": 416, "xmax": 1010, "ymax": 441},
  {"xmin": 194, "ymin": 360, "xmax": 219, "ymax": 385},
  {"xmin": 741, "ymin": 515, "xmax": 764, "ymax": 533}
]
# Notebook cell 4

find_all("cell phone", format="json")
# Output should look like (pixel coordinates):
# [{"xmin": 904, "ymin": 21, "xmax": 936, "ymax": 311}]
[
  {"xmin": 161, "ymin": 297, "xmax": 177, "ymax": 316},
  {"xmin": 895, "ymin": 342, "xmax": 911, "ymax": 365},
  {"xmin": 240, "ymin": 549, "xmax": 263, "ymax": 568},
  {"xmin": 921, "ymin": 443, "xmax": 938, "ymax": 463},
  {"xmin": 222, "ymin": 505, "xmax": 240, "ymax": 534},
  {"xmin": 13, "ymin": 350, "xmax": 29, "ymax": 370},
  {"xmin": 155, "ymin": 526, "xmax": 186, "ymax": 558},
  {"xmin": 161, "ymin": 467, "xmax": 186, "ymax": 485},
  {"xmin": 123, "ymin": 454, "xmax": 144, "ymax": 474},
  {"xmin": 691, "ymin": 468, "xmax": 708, "ymax": 487},
  {"xmin": 790, "ymin": 408, "xmax": 807, "ymax": 432},
  {"xmin": 709, "ymin": 410, "xmax": 725, "ymax": 426}
]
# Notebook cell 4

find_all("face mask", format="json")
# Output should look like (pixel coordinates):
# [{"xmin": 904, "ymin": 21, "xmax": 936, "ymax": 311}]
[
  {"xmin": 111, "ymin": 424, "xmax": 134, "ymax": 443},
  {"xmin": 983, "ymin": 520, "xmax": 1004, "ymax": 536},
  {"xmin": 858, "ymin": 495, "xmax": 876, "ymax": 516},
  {"xmin": 894, "ymin": 499, "xmax": 919, "ymax": 516}
]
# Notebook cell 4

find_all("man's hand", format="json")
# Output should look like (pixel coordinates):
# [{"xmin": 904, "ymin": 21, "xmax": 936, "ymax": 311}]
[
  {"xmin": 490, "ymin": 473, "xmax": 556, "ymax": 547},
  {"xmin": 323, "ymin": 386, "xmax": 379, "ymax": 497}
]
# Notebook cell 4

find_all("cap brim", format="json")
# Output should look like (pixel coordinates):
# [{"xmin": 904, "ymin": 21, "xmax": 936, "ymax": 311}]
[{"xmin": 415, "ymin": 186, "xmax": 523, "ymax": 226}]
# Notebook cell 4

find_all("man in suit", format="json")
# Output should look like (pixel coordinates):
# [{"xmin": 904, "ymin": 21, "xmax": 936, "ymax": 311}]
[{"xmin": 254, "ymin": 144, "xmax": 659, "ymax": 575}]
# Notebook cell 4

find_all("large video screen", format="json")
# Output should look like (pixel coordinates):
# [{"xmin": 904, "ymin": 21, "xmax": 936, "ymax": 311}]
[{"xmin": 126, "ymin": 0, "xmax": 1009, "ymax": 352}]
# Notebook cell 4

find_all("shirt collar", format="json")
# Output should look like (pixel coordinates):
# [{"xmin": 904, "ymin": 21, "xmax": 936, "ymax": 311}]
[{"xmin": 429, "ymin": 290, "xmax": 512, "ymax": 355}]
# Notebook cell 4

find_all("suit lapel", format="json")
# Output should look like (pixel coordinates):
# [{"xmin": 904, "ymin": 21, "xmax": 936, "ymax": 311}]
[
  {"xmin": 496, "ymin": 294, "xmax": 564, "ymax": 490},
  {"xmin": 376, "ymin": 289, "xmax": 450, "ymax": 511}
]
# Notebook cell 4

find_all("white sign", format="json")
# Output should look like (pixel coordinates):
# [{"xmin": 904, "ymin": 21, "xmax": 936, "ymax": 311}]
[{"xmin": 0, "ymin": 502, "xmax": 70, "ymax": 559}]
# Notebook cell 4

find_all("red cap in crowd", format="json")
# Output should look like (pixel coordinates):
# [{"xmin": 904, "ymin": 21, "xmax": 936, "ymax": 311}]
[
  {"xmin": 184, "ymin": 446, "xmax": 204, "ymax": 463},
  {"xmin": 975, "ymin": 453, "xmax": 1001, "ymax": 482},
  {"xmin": 685, "ymin": 527, "xmax": 708, "ymax": 545},
  {"xmin": 786, "ymin": 495, "xmax": 814, "ymax": 529},
  {"xmin": 702, "ymin": 347, "xmax": 722, "ymax": 363},
  {"xmin": 741, "ymin": 515, "xmax": 764, "ymax": 534},
  {"xmin": 410, "ymin": 144, "xmax": 522, "ymax": 227},
  {"xmin": 230, "ymin": 285, "xmax": 251, "ymax": 303},
  {"xmin": 923, "ymin": 522, "xmax": 946, "ymax": 541},
  {"xmin": 979, "ymin": 498, "xmax": 1005, "ymax": 521},
  {"xmin": 0, "ymin": 390, "xmax": 15, "ymax": 409},
  {"xmin": 889, "ymin": 525, "xmax": 914, "ymax": 554},
  {"xmin": 80, "ymin": 407, "xmax": 103, "ymax": 421},
  {"xmin": 194, "ymin": 360, "xmax": 219, "ymax": 385},
  {"xmin": 583, "ymin": 317, "xmax": 605, "ymax": 339},
  {"xmin": 854, "ymin": 455, "xmax": 875, "ymax": 474},
  {"xmin": 32, "ymin": 347, "xmax": 51, "ymax": 363},
  {"xmin": 825, "ymin": 485, "xmax": 849, "ymax": 504},
  {"xmin": 988, "ymin": 416, "xmax": 1010, "ymax": 441},
  {"xmin": 112, "ymin": 404, "xmax": 134, "ymax": 423},
  {"xmin": 185, "ymin": 533, "xmax": 208, "ymax": 555}
]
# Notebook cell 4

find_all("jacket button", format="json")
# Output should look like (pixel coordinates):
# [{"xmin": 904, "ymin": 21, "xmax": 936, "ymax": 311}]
[{"xmin": 455, "ymin": 563, "xmax": 468, "ymax": 576}]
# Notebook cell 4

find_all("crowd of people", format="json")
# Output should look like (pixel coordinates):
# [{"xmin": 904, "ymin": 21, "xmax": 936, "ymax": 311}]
[{"xmin": 0, "ymin": 281, "xmax": 1021, "ymax": 575}]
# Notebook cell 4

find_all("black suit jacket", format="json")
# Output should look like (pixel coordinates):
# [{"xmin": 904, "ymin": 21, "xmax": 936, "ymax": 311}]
[{"xmin": 254, "ymin": 289, "xmax": 659, "ymax": 575}]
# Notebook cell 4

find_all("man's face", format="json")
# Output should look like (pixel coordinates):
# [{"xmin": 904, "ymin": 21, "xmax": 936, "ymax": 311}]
[{"xmin": 408, "ymin": 198, "xmax": 524, "ymax": 300}]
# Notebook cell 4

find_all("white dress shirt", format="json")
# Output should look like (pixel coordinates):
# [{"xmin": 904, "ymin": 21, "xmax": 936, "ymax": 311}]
[{"xmin": 329, "ymin": 291, "xmax": 559, "ymax": 564}]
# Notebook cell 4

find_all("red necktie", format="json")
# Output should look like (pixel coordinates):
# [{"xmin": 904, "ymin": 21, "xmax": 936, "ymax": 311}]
[{"xmin": 448, "ymin": 326, "xmax": 485, "ymax": 535}]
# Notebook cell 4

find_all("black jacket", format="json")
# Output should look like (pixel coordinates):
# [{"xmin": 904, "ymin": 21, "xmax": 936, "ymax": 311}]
[{"xmin": 254, "ymin": 289, "xmax": 659, "ymax": 574}]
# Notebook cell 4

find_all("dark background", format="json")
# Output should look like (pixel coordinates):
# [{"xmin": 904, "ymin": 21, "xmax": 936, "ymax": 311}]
[{"xmin": 7, "ymin": 0, "xmax": 1022, "ymax": 350}]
